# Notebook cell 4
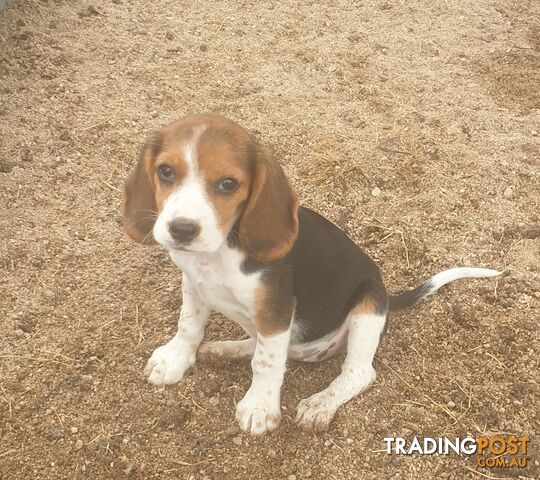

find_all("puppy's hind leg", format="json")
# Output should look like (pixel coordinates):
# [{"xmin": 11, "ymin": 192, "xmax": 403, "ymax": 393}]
[
  {"xmin": 198, "ymin": 338, "xmax": 256, "ymax": 363},
  {"xmin": 296, "ymin": 283, "xmax": 387, "ymax": 431}
]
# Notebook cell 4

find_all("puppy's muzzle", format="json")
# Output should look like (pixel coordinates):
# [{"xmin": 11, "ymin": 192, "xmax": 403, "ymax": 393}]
[{"xmin": 169, "ymin": 218, "xmax": 201, "ymax": 244}]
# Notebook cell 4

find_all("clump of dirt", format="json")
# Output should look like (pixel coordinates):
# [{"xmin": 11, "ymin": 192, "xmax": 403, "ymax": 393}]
[{"xmin": 473, "ymin": 50, "xmax": 540, "ymax": 112}]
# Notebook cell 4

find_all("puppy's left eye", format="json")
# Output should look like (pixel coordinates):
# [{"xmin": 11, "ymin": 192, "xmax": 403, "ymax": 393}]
[{"xmin": 216, "ymin": 177, "xmax": 239, "ymax": 194}]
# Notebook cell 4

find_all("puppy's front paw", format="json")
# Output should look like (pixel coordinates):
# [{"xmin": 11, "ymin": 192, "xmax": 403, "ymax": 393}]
[
  {"xmin": 236, "ymin": 387, "xmax": 281, "ymax": 435},
  {"xmin": 144, "ymin": 341, "xmax": 194, "ymax": 386}
]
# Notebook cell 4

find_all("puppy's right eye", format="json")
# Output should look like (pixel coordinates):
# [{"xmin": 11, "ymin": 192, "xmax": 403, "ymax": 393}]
[{"xmin": 157, "ymin": 164, "xmax": 175, "ymax": 183}]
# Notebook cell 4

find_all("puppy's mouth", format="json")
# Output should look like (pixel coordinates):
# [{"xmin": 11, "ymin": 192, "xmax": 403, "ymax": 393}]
[{"xmin": 170, "ymin": 244, "xmax": 193, "ymax": 252}]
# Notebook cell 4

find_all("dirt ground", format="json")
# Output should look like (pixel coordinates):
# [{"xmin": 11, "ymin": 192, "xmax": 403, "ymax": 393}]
[{"xmin": 0, "ymin": 0, "xmax": 539, "ymax": 479}]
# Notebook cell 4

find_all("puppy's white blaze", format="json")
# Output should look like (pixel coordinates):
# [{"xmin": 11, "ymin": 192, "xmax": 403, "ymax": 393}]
[
  {"xmin": 427, "ymin": 267, "xmax": 502, "ymax": 294},
  {"xmin": 169, "ymin": 177, "xmax": 211, "ymax": 220},
  {"xmin": 182, "ymin": 124, "xmax": 206, "ymax": 172}
]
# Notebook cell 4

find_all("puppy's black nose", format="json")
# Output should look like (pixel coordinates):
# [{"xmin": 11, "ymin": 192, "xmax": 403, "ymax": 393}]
[{"xmin": 169, "ymin": 218, "xmax": 200, "ymax": 243}]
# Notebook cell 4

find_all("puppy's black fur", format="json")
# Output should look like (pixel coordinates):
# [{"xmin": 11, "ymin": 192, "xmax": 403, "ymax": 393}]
[{"xmin": 237, "ymin": 207, "xmax": 388, "ymax": 344}]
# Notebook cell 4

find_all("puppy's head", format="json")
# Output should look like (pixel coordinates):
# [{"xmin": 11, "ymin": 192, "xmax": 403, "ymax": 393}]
[{"xmin": 123, "ymin": 113, "xmax": 298, "ymax": 262}]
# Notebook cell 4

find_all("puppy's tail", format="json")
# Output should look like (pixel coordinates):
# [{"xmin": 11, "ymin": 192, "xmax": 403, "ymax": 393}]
[{"xmin": 389, "ymin": 267, "xmax": 502, "ymax": 311}]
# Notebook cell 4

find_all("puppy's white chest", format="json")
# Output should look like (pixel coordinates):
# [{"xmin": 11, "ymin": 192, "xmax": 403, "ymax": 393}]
[
  {"xmin": 169, "ymin": 248, "xmax": 261, "ymax": 335},
  {"xmin": 190, "ymin": 261, "xmax": 239, "ymax": 309}
]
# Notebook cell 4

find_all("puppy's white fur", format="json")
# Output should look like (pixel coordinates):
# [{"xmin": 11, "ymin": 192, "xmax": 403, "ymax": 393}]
[
  {"xmin": 236, "ymin": 328, "xmax": 292, "ymax": 434},
  {"xmin": 146, "ymin": 242, "xmax": 291, "ymax": 434},
  {"xmin": 145, "ymin": 274, "xmax": 210, "ymax": 385},
  {"xmin": 295, "ymin": 312, "xmax": 386, "ymax": 431}
]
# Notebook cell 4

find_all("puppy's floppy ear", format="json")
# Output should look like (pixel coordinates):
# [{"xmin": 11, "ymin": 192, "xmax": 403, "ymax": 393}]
[
  {"xmin": 239, "ymin": 143, "xmax": 299, "ymax": 262},
  {"xmin": 123, "ymin": 134, "xmax": 162, "ymax": 244}
]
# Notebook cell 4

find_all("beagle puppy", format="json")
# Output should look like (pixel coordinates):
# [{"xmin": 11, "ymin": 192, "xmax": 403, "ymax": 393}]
[{"xmin": 123, "ymin": 113, "xmax": 500, "ymax": 434}]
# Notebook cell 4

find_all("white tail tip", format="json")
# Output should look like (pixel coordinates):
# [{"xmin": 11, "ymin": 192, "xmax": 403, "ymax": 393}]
[{"xmin": 429, "ymin": 267, "xmax": 503, "ymax": 292}]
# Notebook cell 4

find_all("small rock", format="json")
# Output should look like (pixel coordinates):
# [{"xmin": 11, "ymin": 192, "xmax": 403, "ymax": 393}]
[
  {"xmin": 447, "ymin": 400, "xmax": 456, "ymax": 408},
  {"xmin": 324, "ymin": 440, "xmax": 332, "ymax": 447},
  {"xmin": 522, "ymin": 227, "xmax": 540, "ymax": 239},
  {"xmin": 420, "ymin": 42, "xmax": 439, "ymax": 56},
  {"xmin": 232, "ymin": 436, "xmax": 242, "ymax": 446},
  {"xmin": 78, "ymin": 6, "xmax": 101, "ymax": 17},
  {"xmin": 0, "ymin": 159, "xmax": 13, "ymax": 173},
  {"xmin": 21, "ymin": 146, "xmax": 32, "ymax": 163},
  {"xmin": 75, "ymin": 439, "xmax": 84, "ymax": 451},
  {"xmin": 157, "ymin": 407, "xmax": 189, "ymax": 428},
  {"xmin": 200, "ymin": 44, "xmax": 208, "ymax": 52},
  {"xmin": 70, "ymin": 426, "xmax": 79, "ymax": 434},
  {"xmin": 268, "ymin": 448, "xmax": 276, "ymax": 457},
  {"xmin": 531, "ymin": 130, "xmax": 538, "ymax": 136},
  {"xmin": 48, "ymin": 424, "xmax": 64, "ymax": 440},
  {"xmin": 16, "ymin": 321, "xmax": 33, "ymax": 333},
  {"xmin": 223, "ymin": 425, "xmax": 240, "ymax": 437},
  {"xmin": 371, "ymin": 187, "xmax": 381, "ymax": 197},
  {"xmin": 209, "ymin": 396, "xmax": 219, "ymax": 406},
  {"xmin": 503, "ymin": 187, "xmax": 513, "ymax": 198},
  {"xmin": 288, "ymin": 475, "xmax": 297, "ymax": 480}
]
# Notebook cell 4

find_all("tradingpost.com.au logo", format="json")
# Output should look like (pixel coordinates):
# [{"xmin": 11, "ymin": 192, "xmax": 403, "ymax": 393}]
[{"xmin": 384, "ymin": 436, "xmax": 529, "ymax": 468}]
